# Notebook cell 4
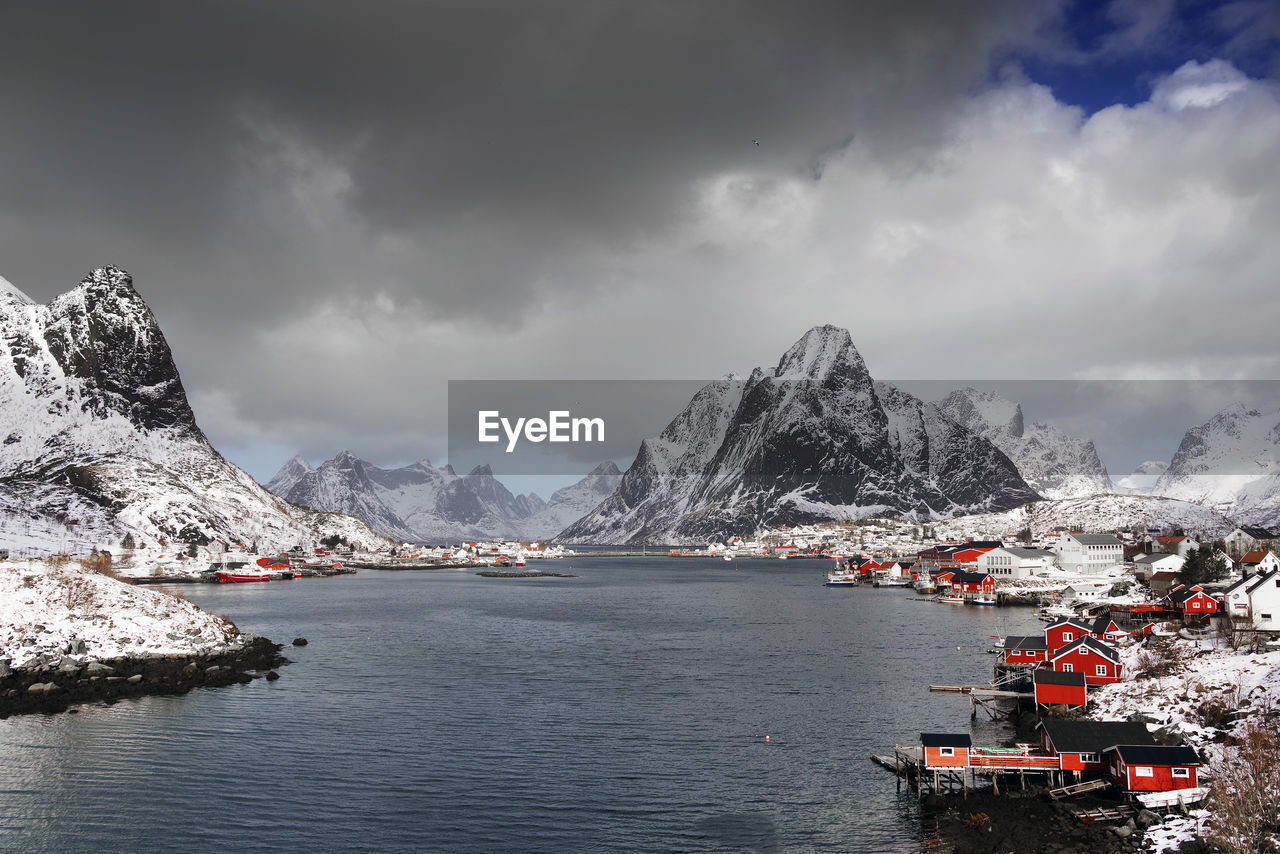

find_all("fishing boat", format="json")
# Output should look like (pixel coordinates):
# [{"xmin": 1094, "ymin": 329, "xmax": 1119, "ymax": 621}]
[
  {"xmin": 971, "ymin": 592, "xmax": 997, "ymax": 606},
  {"xmin": 825, "ymin": 559, "xmax": 858, "ymax": 587},
  {"xmin": 912, "ymin": 576, "xmax": 937, "ymax": 595},
  {"xmin": 937, "ymin": 593, "xmax": 965, "ymax": 604}
]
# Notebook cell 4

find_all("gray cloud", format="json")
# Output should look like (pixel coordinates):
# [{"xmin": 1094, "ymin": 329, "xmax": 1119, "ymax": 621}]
[{"xmin": 2, "ymin": 2, "xmax": 1278, "ymax": 484}]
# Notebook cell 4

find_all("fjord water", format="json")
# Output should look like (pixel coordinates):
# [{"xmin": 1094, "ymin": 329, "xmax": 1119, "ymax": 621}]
[{"xmin": 0, "ymin": 559, "xmax": 1043, "ymax": 853}]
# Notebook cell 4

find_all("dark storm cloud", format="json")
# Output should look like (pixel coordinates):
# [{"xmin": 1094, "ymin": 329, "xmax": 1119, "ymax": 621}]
[{"xmin": 0, "ymin": 0, "xmax": 1055, "ymax": 316}]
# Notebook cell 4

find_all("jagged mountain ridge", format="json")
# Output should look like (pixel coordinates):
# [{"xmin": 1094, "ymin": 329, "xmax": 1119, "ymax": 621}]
[
  {"xmin": 557, "ymin": 326, "xmax": 1039, "ymax": 544},
  {"xmin": 0, "ymin": 266, "xmax": 389, "ymax": 551},
  {"xmin": 1153, "ymin": 404, "xmax": 1280, "ymax": 526},
  {"xmin": 268, "ymin": 454, "xmax": 621, "ymax": 542},
  {"xmin": 936, "ymin": 387, "xmax": 1111, "ymax": 499}
]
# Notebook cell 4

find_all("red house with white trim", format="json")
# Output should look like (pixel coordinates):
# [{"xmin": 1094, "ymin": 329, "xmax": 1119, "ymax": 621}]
[
  {"xmin": 1089, "ymin": 614, "xmax": 1127, "ymax": 643},
  {"xmin": 1037, "ymin": 719, "xmax": 1155, "ymax": 775},
  {"xmin": 1044, "ymin": 618, "xmax": 1096, "ymax": 655},
  {"xmin": 1105, "ymin": 744, "xmax": 1201, "ymax": 792},
  {"xmin": 1000, "ymin": 635, "xmax": 1049, "ymax": 665},
  {"xmin": 1166, "ymin": 584, "xmax": 1219, "ymax": 616},
  {"xmin": 1047, "ymin": 635, "xmax": 1122, "ymax": 685},
  {"xmin": 950, "ymin": 571, "xmax": 996, "ymax": 595},
  {"xmin": 920, "ymin": 733, "xmax": 971, "ymax": 769}
]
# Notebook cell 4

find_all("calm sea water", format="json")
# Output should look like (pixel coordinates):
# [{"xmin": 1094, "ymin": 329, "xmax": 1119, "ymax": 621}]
[{"xmin": 0, "ymin": 558, "xmax": 1043, "ymax": 853}]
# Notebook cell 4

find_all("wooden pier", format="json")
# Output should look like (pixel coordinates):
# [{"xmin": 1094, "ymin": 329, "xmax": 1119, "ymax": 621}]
[{"xmin": 929, "ymin": 684, "xmax": 1031, "ymax": 720}]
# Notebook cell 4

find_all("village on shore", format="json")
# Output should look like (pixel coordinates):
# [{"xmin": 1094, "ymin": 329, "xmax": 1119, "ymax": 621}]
[{"xmin": 697, "ymin": 518, "xmax": 1278, "ymax": 853}]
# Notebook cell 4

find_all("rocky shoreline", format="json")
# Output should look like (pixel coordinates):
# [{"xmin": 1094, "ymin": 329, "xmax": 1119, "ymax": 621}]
[
  {"xmin": 920, "ymin": 788, "xmax": 1204, "ymax": 854},
  {"xmin": 0, "ymin": 635, "xmax": 289, "ymax": 718}
]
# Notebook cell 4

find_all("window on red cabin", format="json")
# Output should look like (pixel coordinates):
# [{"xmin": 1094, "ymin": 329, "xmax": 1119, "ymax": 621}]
[
  {"xmin": 1172, "ymin": 768, "xmax": 1190, "ymax": 778},
  {"xmin": 1135, "ymin": 766, "xmax": 1154, "ymax": 777},
  {"xmin": 1063, "ymin": 632, "xmax": 1073, "ymax": 641},
  {"xmin": 940, "ymin": 747, "xmax": 954, "ymax": 757},
  {"xmin": 1095, "ymin": 665, "xmax": 1106, "ymax": 676},
  {"xmin": 1080, "ymin": 752, "xmax": 1099, "ymax": 764},
  {"xmin": 1062, "ymin": 663, "xmax": 1073, "ymax": 672}
]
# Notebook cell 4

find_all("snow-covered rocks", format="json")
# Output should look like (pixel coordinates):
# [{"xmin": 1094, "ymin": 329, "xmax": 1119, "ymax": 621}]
[
  {"xmin": 0, "ymin": 558, "xmax": 240, "ymax": 666},
  {"xmin": 0, "ymin": 266, "xmax": 391, "ymax": 554},
  {"xmin": 936, "ymin": 387, "xmax": 1111, "ymax": 499}
]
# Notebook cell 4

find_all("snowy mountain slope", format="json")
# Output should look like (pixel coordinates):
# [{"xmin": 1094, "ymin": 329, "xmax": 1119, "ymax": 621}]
[
  {"xmin": 934, "ymin": 493, "xmax": 1235, "ymax": 540},
  {"xmin": 266, "ymin": 454, "xmax": 313, "ymax": 495},
  {"xmin": 1113, "ymin": 460, "xmax": 1168, "ymax": 493},
  {"xmin": 558, "ymin": 326, "xmax": 1038, "ymax": 544},
  {"xmin": 1153, "ymin": 404, "xmax": 1280, "ymax": 525},
  {"xmin": 0, "ymin": 266, "xmax": 390, "ymax": 552},
  {"xmin": 936, "ymin": 387, "xmax": 1111, "ymax": 498},
  {"xmin": 269, "ymin": 454, "xmax": 620, "ymax": 542}
]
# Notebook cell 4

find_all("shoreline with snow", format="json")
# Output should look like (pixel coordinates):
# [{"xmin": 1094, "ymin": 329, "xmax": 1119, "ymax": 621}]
[{"xmin": 1, "ymin": 556, "xmax": 289, "ymax": 717}]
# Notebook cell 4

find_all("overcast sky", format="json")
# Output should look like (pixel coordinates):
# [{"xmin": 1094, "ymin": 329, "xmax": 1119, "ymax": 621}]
[{"xmin": 2, "ymin": 1, "xmax": 1279, "ymax": 490}]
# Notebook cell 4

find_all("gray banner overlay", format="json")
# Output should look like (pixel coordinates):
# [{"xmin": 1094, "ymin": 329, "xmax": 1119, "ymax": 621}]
[{"xmin": 448, "ymin": 379, "xmax": 1280, "ymax": 477}]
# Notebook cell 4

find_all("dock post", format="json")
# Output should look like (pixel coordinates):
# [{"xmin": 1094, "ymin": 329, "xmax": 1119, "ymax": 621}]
[
  {"xmin": 970, "ymin": 694, "xmax": 976, "ymax": 720},
  {"xmin": 895, "ymin": 752, "xmax": 901, "ymax": 792}
]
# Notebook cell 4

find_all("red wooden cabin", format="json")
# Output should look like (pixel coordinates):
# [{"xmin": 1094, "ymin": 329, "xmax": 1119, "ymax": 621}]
[
  {"xmin": 1043, "ymin": 618, "xmax": 1096, "ymax": 655},
  {"xmin": 1037, "ymin": 719, "xmax": 1155, "ymax": 775},
  {"xmin": 920, "ymin": 733, "xmax": 971, "ymax": 769},
  {"xmin": 1105, "ymin": 744, "xmax": 1201, "ymax": 792},
  {"xmin": 1047, "ymin": 635, "xmax": 1122, "ymax": 685},
  {"xmin": 1032, "ymin": 670, "xmax": 1088, "ymax": 710}
]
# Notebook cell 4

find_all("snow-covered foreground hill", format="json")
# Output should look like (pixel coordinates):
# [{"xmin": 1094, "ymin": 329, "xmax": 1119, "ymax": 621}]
[
  {"xmin": 0, "ymin": 266, "xmax": 390, "ymax": 554},
  {"xmin": 0, "ymin": 558, "xmax": 241, "ymax": 666}
]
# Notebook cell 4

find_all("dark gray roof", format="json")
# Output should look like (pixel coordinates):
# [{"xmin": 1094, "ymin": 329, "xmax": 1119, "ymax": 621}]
[
  {"xmin": 1247, "ymin": 569, "xmax": 1280, "ymax": 595},
  {"xmin": 1091, "ymin": 614, "xmax": 1121, "ymax": 634},
  {"xmin": 1108, "ymin": 744, "xmax": 1201, "ymax": 766},
  {"xmin": 1135, "ymin": 553, "xmax": 1182, "ymax": 565},
  {"xmin": 1069, "ymin": 533, "xmax": 1124, "ymax": 546},
  {"xmin": 921, "ymin": 733, "xmax": 972, "ymax": 748},
  {"xmin": 1005, "ymin": 635, "xmax": 1049, "ymax": 652},
  {"xmin": 1051, "ymin": 635, "xmax": 1120, "ymax": 663},
  {"xmin": 1037, "ymin": 719, "xmax": 1155, "ymax": 753},
  {"xmin": 1239, "ymin": 526, "xmax": 1277, "ymax": 539},
  {"xmin": 1033, "ymin": 670, "xmax": 1087, "ymax": 687}
]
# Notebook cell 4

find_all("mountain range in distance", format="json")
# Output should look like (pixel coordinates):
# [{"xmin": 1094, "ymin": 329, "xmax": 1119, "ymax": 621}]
[{"xmin": 5, "ymin": 266, "xmax": 1278, "ymax": 551}]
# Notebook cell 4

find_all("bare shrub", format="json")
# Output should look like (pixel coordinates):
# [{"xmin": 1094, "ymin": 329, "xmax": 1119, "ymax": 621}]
[
  {"xmin": 1208, "ymin": 721, "xmax": 1280, "ymax": 854},
  {"xmin": 80, "ymin": 551, "xmax": 122, "ymax": 581}
]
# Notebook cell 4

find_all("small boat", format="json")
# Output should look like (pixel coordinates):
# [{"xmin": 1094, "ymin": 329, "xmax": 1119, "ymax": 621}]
[
  {"xmin": 971, "ymin": 593, "xmax": 997, "ymax": 606},
  {"xmin": 1036, "ymin": 604, "xmax": 1078, "ymax": 622},
  {"xmin": 937, "ymin": 593, "xmax": 965, "ymax": 604},
  {"xmin": 215, "ymin": 568, "xmax": 271, "ymax": 583}
]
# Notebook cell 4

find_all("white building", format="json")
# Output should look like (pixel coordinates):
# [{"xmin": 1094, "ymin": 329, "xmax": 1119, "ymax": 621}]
[
  {"xmin": 1054, "ymin": 533, "xmax": 1125, "ymax": 576},
  {"xmin": 977, "ymin": 547, "xmax": 1057, "ymax": 579},
  {"xmin": 1223, "ymin": 568, "xmax": 1280, "ymax": 632},
  {"xmin": 1133, "ymin": 553, "xmax": 1184, "ymax": 582}
]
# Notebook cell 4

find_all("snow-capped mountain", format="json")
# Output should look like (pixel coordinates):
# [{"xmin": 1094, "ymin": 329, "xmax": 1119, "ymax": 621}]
[
  {"xmin": 0, "ymin": 266, "xmax": 388, "ymax": 552},
  {"xmin": 1112, "ymin": 460, "xmax": 1168, "ymax": 493},
  {"xmin": 558, "ymin": 326, "xmax": 1038, "ymax": 544},
  {"xmin": 1153, "ymin": 404, "xmax": 1280, "ymax": 526},
  {"xmin": 936, "ymin": 387, "xmax": 1111, "ymax": 499},
  {"xmin": 266, "ymin": 454, "xmax": 314, "ymax": 495},
  {"xmin": 269, "ymin": 455, "xmax": 621, "ymax": 542}
]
